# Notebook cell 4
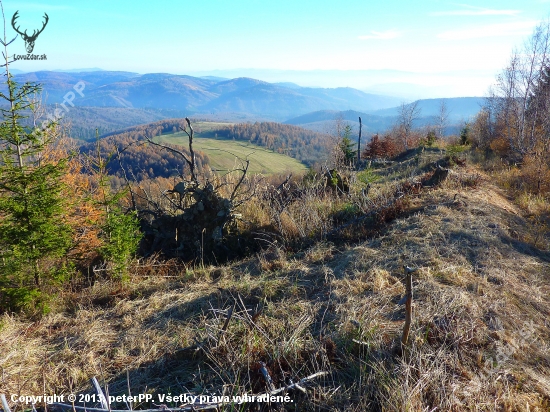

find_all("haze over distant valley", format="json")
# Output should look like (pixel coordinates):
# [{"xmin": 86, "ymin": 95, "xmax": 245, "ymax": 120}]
[{"xmin": 13, "ymin": 70, "xmax": 484, "ymax": 140}]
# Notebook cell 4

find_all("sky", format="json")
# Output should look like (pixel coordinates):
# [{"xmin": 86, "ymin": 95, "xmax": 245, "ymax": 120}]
[{"xmin": 4, "ymin": 0, "xmax": 550, "ymax": 98}]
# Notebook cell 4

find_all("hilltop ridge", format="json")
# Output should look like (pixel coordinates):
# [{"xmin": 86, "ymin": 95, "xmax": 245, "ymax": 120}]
[{"xmin": 1, "ymin": 149, "xmax": 549, "ymax": 410}]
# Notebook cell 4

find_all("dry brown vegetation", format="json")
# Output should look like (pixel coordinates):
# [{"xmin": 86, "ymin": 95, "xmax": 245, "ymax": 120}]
[{"xmin": 1, "ymin": 147, "xmax": 549, "ymax": 411}]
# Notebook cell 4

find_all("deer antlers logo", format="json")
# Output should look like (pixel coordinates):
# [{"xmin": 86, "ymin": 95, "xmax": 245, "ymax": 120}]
[{"xmin": 11, "ymin": 11, "xmax": 49, "ymax": 53}]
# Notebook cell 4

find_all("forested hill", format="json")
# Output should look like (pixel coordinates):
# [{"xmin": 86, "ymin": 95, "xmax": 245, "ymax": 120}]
[
  {"xmin": 80, "ymin": 119, "xmax": 210, "ymax": 183},
  {"xmin": 80, "ymin": 119, "xmax": 329, "ymax": 182},
  {"xmin": 214, "ymin": 122, "xmax": 332, "ymax": 165},
  {"xmin": 12, "ymin": 71, "xmax": 402, "ymax": 121},
  {"xmin": 96, "ymin": 119, "xmax": 332, "ymax": 167},
  {"xmin": 61, "ymin": 107, "xmax": 186, "ymax": 140},
  {"xmin": 99, "ymin": 118, "xmax": 190, "ymax": 140}
]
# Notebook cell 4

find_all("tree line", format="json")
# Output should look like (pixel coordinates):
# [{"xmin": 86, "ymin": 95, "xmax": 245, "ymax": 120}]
[
  {"xmin": 215, "ymin": 122, "xmax": 332, "ymax": 166},
  {"xmin": 469, "ymin": 19, "xmax": 550, "ymax": 193},
  {"xmin": 80, "ymin": 120, "xmax": 210, "ymax": 182}
]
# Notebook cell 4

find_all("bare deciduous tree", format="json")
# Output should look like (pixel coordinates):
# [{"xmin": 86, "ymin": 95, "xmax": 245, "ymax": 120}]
[
  {"xmin": 437, "ymin": 100, "xmax": 450, "ymax": 140},
  {"xmin": 470, "ymin": 107, "xmax": 494, "ymax": 152},
  {"xmin": 487, "ymin": 20, "xmax": 550, "ymax": 157},
  {"xmin": 397, "ymin": 101, "xmax": 421, "ymax": 150}
]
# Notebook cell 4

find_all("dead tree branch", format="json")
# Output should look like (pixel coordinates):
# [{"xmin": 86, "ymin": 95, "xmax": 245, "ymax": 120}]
[{"xmin": 144, "ymin": 120, "xmax": 198, "ymax": 185}]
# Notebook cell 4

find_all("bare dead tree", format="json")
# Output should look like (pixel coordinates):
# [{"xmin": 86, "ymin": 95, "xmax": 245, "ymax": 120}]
[
  {"xmin": 488, "ymin": 20, "xmax": 550, "ymax": 157},
  {"xmin": 144, "ymin": 117, "xmax": 198, "ymax": 185},
  {"xmin": 437, "ymin": 100, "xmax": 450, "ymax": 140},
  {"xmin": 498, "ymin": 53, "xmax": 521, "ymax": 153},
  {"xmin": 398, "ymin": 101, "xmax": 421, "ymax": 150},
  {"xmin": 520, "ymin": 23, "xmax": 550, "ymax": 152},
  {"xmin": 137, "ymin": 118, "xmax": 253, "ymax": 260}
]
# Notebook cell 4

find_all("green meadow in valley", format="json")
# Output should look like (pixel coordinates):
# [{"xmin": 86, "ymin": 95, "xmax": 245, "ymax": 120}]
[{"xmin": 156, "ymin": 123, "xmax": 308, "ymax": 175}]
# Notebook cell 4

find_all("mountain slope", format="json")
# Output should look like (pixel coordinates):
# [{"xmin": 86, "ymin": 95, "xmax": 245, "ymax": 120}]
[
  {"xmin": 11, "ymin": 71, "xmax": 484, "ymax": 138},
  {"xmin": 285, "ymin": 109, "xmax": 396, "ymax": 133},
  {"xmin": 201, "ymin": 83, "xmax": 330, "ymax": 119},
  {"xmin": 1, "ymin": 154, "xmax": 549, "ymax": 410},
  {"xmin": 12, "ymin": 70, "xmax": 403, "ymax": 120}
]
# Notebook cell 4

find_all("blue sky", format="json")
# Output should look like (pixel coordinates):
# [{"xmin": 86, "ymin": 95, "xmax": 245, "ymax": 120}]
[{"xmin": 4, "ymin": 1, "xmax": 550, "ymax": 98}]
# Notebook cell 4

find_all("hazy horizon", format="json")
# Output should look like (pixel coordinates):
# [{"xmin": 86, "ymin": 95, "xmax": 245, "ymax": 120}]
[
  {"xmin": 12, "ymin": 66, "xmax": 493, "ymax": 100},
  {"xmin": 6, "ymin": 0, "xmax": 550, "ymax": 99}
]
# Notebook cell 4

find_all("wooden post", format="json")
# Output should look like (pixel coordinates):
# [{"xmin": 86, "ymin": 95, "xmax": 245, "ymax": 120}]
[
  {"xmin": 357, "ymin": 117, "xmax": 362, "ymax": 164},
  {"xmin": 401, "ymin": 266, "xmax": 417, "ymax": 346}
]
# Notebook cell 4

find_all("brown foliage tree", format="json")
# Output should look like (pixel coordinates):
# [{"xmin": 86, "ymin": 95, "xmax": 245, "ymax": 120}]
[{"xmin": 362, "ymin": 134, "xmax": 400, "ymax": 159}]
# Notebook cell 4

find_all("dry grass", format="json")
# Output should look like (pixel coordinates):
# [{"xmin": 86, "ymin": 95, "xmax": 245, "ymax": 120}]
[{"xmin": 2, "ymin": 153, "xmax": 550, "ymax": 411}]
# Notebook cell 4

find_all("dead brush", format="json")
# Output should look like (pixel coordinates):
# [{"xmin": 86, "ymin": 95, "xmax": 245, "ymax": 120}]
[
  {"xmin": 132, "ymin": 254, "xmax": 185, "ymax": 278},
  {"xmin": 257, "ymin": 244, "xmax": 287, "ymax": 272},
  {"xmin": 438, "ymin": 168, "xmax": 483, "ymax": 190},
  {"xmin": 247, "ymin": 160, "xmax": 446, "ymax": 248},
  {"xmin": 59, "ymin": 256, "xmax": 190, "ymax": 311},
  {"xmin": 457, "ymin": 172, "xmax": 482, "ymax": 188},
  {"xmin": 173, "ymin": 295, "xmax": 335, "ymax": 410},
  {"xmin": 326, "ymin": 178, "xmax": 419, "ymax": 241},
  {"xmin": 261, "ymin": 179, "xmax": 346, "ymax": 245}
]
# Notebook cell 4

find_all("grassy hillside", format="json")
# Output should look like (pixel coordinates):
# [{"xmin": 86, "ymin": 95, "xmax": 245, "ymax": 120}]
[
  {"xmin": 79, "ymin": 120, "xmax": 310, "ymax": 182},
  {"xmin": 1, "ymin": 148, "xmax": 549, "ymax": 410},
  {"xmin": 157, "ymin": 128, "xmax": 308, "ymax": 174}
]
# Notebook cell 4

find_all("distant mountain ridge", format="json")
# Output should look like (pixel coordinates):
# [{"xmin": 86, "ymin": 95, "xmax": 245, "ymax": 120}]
[
  {"xmin": 285, "ymin": 97, "xmax": 485, "ymax": 136},
  {"xmin": 9, "ymin": 71, "xmax": 486, "ymax": 139},
  {"xmin": 284, "ymin": 109, "xmax": 396, "ymax": 134},
  {"xmin": 12, "ymin": 70, "xmax": 403, "ymax": 121},
  {"xmin": 369, "ymin": 97, "xmax": 485, "ymax": 121}
]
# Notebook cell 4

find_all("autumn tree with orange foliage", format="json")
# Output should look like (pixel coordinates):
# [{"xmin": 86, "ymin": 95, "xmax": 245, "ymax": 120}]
[{"xmin": 362, "ymin": 134, "xmax": 400, "ymax": 159}]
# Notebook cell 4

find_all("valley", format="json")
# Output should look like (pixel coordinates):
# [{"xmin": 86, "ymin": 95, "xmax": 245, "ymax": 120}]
[{"xmin": 8, "ymin": 71, "xmax": 484, "ymax": 141}]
